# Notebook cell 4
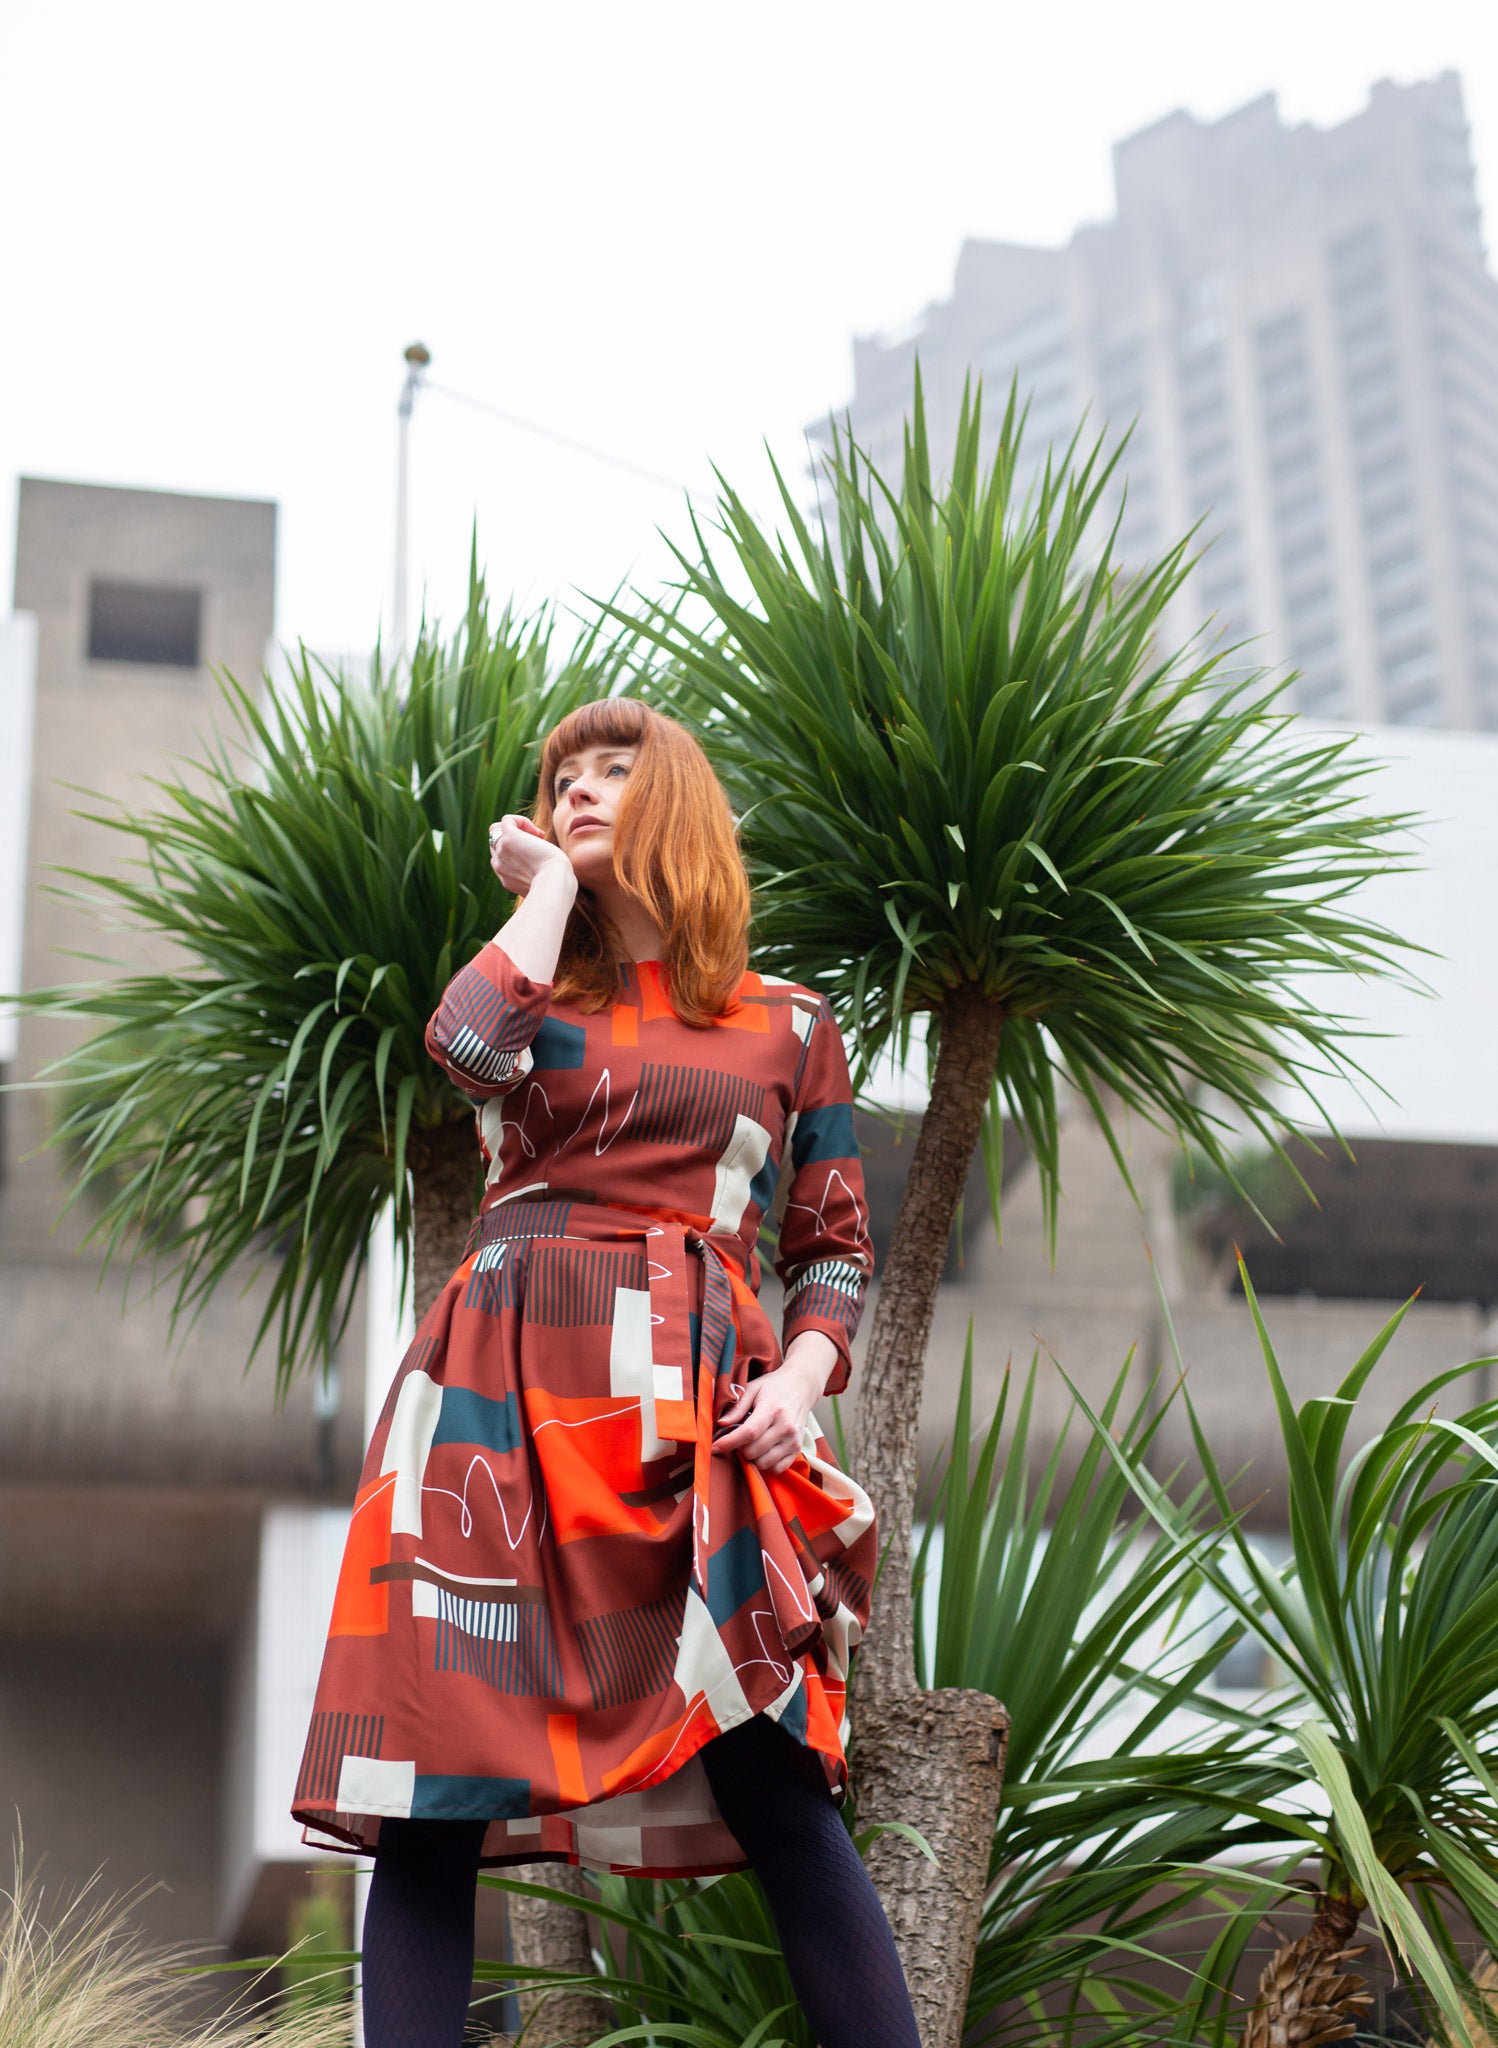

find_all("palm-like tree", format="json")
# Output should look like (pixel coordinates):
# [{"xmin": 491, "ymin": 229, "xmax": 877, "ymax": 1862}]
[
  {"xmin": 28, "ymin": 575, "xmax": 629, "ymax": 1390},
  {"xmin": 627, "ymin": 378, "xmax": 1414, "ymax": 2048}
]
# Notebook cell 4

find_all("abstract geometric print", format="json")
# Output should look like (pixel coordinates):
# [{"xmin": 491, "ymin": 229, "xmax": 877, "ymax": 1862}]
[{"xmin": 294, "ymin": 944, "xmax": 876, "ymax": 1877}]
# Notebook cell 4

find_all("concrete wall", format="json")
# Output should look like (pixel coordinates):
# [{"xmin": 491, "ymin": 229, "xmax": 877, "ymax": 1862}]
[
  {"xmin": 7, "ymin": 477, "xmax": 276, "ymax": 1236},
  {"xmin": 829, "ymin": 1102, "xmax": 1488, "ymax": 1525},
  {"xmin": 0, "ymin": 480, "xmax": 361, "ymax": 1963},
  {"xmin": 0, "ymin": 1633, "xmax": 228, "ymax": 1948}
]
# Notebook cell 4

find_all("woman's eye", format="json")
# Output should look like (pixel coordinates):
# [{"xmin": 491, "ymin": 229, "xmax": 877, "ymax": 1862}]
[
  {"xmin": 556, "ymin": 777, "xmax": 572, "ymax": 795},
  {"xmin": 608, "ymin": 762, "xmax": 628, "ymax": 778}
]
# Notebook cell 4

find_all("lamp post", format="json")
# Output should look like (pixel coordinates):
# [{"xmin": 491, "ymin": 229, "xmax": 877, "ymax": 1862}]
[{"xmin": 391, "ymin": 341, "xmax": 430, "ymax": 661}]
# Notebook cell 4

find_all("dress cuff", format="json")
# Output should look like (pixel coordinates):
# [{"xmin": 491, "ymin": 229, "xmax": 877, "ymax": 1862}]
[{"xmin": 781, "ymin": 1314, "xmax": 853, "ymax": 1398}]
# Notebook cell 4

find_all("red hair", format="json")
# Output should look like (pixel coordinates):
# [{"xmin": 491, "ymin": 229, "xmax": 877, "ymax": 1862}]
[{"xmin": 532, "ymin": 699, "xmax": 751, "ymax": 1025}]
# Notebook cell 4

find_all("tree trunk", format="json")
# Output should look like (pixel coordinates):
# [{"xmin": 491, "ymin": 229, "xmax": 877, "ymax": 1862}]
[
  {"xmin": 1241, "ymin": 1894, "xmax": 1370, "ymax": 2048},
  {"xmin": 849, "ymin": 984, "xmax": 1011, "ymax": 2048},
  {"xmin": 508, "ymin": 1862, "xmax": 606, "ymax": 2046},
  {"xmin": 407, "ymin": 1120, "xmax": 483, "ymax": 1325},
  {"xmin": 406, "ymin": 1122, "xmax": 604, "ymax": 2043}
]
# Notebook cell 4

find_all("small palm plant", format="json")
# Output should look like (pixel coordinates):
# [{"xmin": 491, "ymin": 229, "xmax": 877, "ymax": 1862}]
[
  {"xmin": 21, "ymin": 569, "xmax": 633, "ymax": 1390},
  {"xmin": 921, "ymin": 1341, "xmax": 1297, "ymax": 2047},
  {"xmin": 1076, "ymin": 1267, "xmax": 1498, "ymax": 2048},
  {"xmin": 626, "ymin": 373, "xmax": 1414, "ymax": 2045}
]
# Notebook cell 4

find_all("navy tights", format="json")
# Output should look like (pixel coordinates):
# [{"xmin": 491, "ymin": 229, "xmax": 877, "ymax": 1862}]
[{"xmin": 361, "ymin": 1715, "xmax": 919, "ymax": 2048}]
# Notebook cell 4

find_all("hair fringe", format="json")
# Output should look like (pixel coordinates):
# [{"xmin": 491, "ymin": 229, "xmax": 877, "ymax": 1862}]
[{"xmin": 531, "ymin": 699, "xmax": 751, "ymax": 1025}]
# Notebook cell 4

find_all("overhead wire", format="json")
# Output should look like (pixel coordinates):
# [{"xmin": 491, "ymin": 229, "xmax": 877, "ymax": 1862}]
[{"xmin": 424, "ymin": 381, "xmax": 705, "ymax": 502}]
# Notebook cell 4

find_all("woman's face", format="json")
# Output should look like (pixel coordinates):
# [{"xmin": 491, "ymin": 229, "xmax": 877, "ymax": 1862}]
[{"xmin": 550, "ymin": 741, "xmax": 638, "ymax": 886}]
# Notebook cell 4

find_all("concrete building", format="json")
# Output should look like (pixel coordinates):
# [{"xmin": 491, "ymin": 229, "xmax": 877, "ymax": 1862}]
[
  {"xmin": 0, "ymin": 480, "xmax": 367, "ymax": 1972},
  {"xmin": 813, "ymin": 72, "xmax": 1498, "ymax": 732}
]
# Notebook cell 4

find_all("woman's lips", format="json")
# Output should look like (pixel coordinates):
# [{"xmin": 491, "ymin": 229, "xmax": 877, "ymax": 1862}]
[{"xmin": 569, "ymin": 819, "xmax": 605, "ymax": 836}]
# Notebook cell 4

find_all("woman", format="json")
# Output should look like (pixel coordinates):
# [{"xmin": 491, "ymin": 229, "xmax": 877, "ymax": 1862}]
[{"xmin": 293, "ymin": 700, "xmax": 919, "ymax": 2048}]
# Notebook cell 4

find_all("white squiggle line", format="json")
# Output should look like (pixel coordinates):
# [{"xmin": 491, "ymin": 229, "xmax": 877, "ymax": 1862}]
[
  {"xmin": 421, "ymin": 1453, "xmax": 544, "ymax": 1547},
  {"xmin": 559, "ymin": 1065, "xmax": 640, "ymax": 1158},
  {"xmin": 352, "ymin": 1471, "xmax": 397, "ymax": 1519},
  {"xmin": 761, "ymin": 1547, "xmax": 817, "ymax": 1626},
  {"xmin": 491, "ymin": 1079, "xmax": 557, "ymax": 1162},
  {"xmin": 528, "ymin": 1408, "xmax": 637, "ymax": 1436},
  {"xmin": 630, "ymin": 1661, "xmax": 799, "ymax": 1786},
  {"xmin": 749, "ymin": 1607, "xmax": 795, "ymax": 1687},
  {"xmin": 784, "ymin": 1165, "xmax": 869, "ymax": 1249}
]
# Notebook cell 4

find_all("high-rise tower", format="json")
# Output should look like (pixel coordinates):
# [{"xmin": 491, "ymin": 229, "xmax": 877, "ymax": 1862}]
[{"xmin": 814, "ymin": 74, "xmax": 1497, "ymax": 730}]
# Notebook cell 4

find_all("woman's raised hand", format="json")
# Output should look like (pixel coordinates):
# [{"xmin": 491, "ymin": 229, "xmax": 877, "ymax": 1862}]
[{"xmin": 488, "ymin": 815, "xmax": 576, "ymax": 897}]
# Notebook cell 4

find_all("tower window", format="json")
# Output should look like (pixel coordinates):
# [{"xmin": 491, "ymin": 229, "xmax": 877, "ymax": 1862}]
[{"xmin": 87, "ymin": 581, "xmax": 202, "ymax": 668}]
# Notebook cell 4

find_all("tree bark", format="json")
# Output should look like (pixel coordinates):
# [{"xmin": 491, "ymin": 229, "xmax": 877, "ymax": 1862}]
[
  {"xmin": 849, "ymin": 985, "xmax": 1010, "ymax": 2048},
  {"xmin": 405, "ymin": 1122, "xmax": 603, "ymax": 2042},
  {"xmin": 508, "ymin": 1862, "xmax": 607, "ymax": 2046},
  {"xmin": 407, "ymin": 1120, "xmax": 483, "ymax": 1323}
]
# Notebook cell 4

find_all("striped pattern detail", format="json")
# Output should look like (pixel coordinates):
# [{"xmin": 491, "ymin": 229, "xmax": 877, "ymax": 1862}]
[
  {"xmin": 814, "ymin": 1554, "xmax": 872, "ymax": 1621},
  {"xmin": 575, "ymin": 1586, "xmax": 686, "ymax": 1710},
  {"xmin": 464, "ymin": 1237, "xmax": 524, "ymax": 1316},
  {"xmin": 296, "ymin": 1711, "xmax": 384, "ymax": 1805},
  {"xmin": 527, "ymin": 1245, "xmax": 648, "ymax": 1327},
  {"xmin": 786, "ymin": 995, "xmax": 831, "ymax": 1099},
  {"xmin": 447, "ymin": 1032, "xmax": 523, "ymax": 1086},
  {"xmin": 631, "ymin": 1063, "xmax": 767, "ymax": 1149},
  {"xmin": 784, "ymin": 1258, "xmax": 867, "ymax": 1331},
  {"xmin": 700, "ymin": 1254, "xmax": 736, "ymax": 1378},
  {"xmin": 434, "ymin": 1589, "xmax": 562, "ymax": 1697},
  {"xmin": 471, "ymin": 1200, "xmax": 575, "ymax": 1249},
  {"xmin": 431, "ymin": 969, "xmax": 537, "ymax": 1086}
]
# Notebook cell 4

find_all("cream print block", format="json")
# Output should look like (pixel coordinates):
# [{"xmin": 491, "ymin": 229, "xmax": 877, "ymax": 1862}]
[
  {"xmin": 671, "ymin": 1585, "xmax": 751, "ymax": 1729},
  {"xmin": 381, "ymin": 1371, "xmax": 443, "ymax": 1537},
  {"xmin": 710, "ymin": 1113, "xmax": 772, "ymax": 1234},
  {"xmin": 337, "ymin": 1754, "xmax": 415, "ymax": 1816},
  {"xmin": 609, "ymin": 1285, "xmax": 671, "ymax": 1461}
]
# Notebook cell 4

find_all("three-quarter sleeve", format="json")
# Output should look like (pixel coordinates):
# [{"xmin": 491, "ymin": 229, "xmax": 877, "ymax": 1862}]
[
  {"xmin": 425, "ymin": 943, "xmax": 552, "ymax": 1099},
  {"xmin": 774, "ymin": 996, "xmax": 874, "ymax": 1395}
]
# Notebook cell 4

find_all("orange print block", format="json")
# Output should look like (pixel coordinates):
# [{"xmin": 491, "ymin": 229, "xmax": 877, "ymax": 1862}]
[
  {"xmin": 524, "ymin": 1389, "xmax": 666, "ymax": 1542},
  {"xmin": 548, "ymin": 1714, "xmax": 588, "ymax": 1806},
  {"xmin": 636, "ymin": 962, "xmax": 677, "ymax": 1025},
  {"xmin": 601, "ymin": 1709, "xmax": 710, "ymax": 1797},
  {"xmin": 765, "ymin": 1458, "xmax": 856, "ymax": 1542},
  {"xmin": 328, "ymin": 1473, "xmax": 395, "ymax": 1637},
  {"xmin": 802, "ymin": 1668, "xmax": 844, "ymax": 1759},
  {"xmin": 610, "ymin": 1003, "xmax": 638, "ymax": 1046},
  {"xmin": 655, "ymin": 1395, "xmax": 696, "ymax": 1443}
]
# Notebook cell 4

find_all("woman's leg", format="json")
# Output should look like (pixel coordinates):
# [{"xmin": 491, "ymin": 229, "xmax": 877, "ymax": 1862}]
[
  {"xmin": 700, "ymin": 1715, "xmax": 921, "ymax": 2048},
  {"xmin": 361, "ymin": 1817, "xmax": 488, "ymax": 2048}
]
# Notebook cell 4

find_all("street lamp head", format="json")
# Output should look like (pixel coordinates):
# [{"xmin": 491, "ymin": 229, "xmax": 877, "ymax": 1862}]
[{"xmin": 404, "ymin": 342, "xmax": 432, "ymax": 369}]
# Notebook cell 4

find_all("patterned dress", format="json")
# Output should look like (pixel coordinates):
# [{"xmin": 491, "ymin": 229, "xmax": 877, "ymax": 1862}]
[{"xmin": 293, "ymin": 943, "xmax": 877, "ymax": 1876}]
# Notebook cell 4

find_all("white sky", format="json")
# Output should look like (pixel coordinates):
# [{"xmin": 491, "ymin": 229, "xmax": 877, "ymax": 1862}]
[{"xmin": 3, "ymin": 0, "xmax": 1492, "ymax": 661}]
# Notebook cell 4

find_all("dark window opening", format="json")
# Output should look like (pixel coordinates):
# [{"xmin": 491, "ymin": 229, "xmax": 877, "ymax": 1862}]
[{"xmin": 87, "ymin": 581, "xmax": 202, "ymax": 668}]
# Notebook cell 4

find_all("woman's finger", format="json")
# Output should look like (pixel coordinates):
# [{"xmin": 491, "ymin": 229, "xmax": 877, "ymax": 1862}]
[{"xmin": 713, "ymin": 1408, "xmax": 774, "ymax": 1455}]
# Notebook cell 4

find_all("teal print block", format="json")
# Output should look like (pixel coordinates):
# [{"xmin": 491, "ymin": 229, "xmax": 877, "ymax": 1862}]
[
  {"xmin": 433, "ymin": 1386, "xmax": 522, "ymax": 1454},
  {"xmin": 411, "ymin": 1774, "xmax": 533, "ymax": 1820}
]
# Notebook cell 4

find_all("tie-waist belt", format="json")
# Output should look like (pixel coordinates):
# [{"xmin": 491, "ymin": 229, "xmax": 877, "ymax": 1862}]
[{"xmin": 461, "ymin": 1197, "xmax": 746, "ymax": 1589}]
